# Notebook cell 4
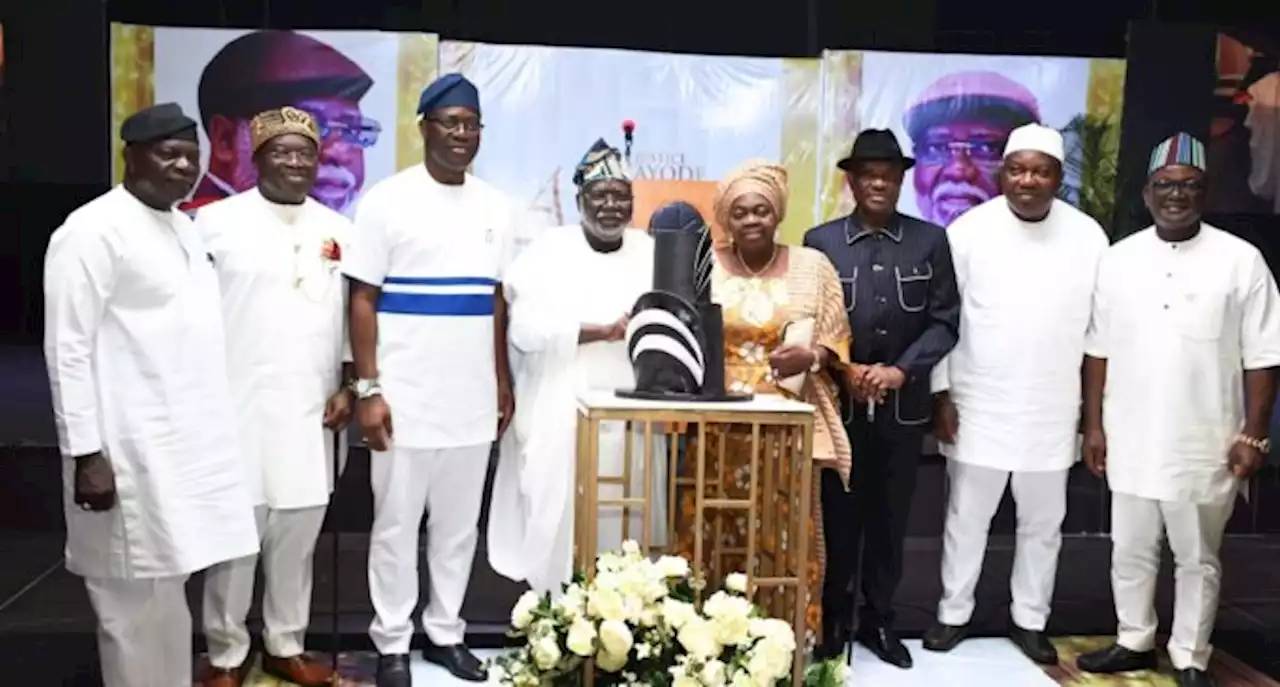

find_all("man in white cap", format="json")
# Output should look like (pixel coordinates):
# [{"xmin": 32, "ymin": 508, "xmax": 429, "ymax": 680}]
[
  {"xmin": 1076, "ymin": 132, "xmax": 1280, "ymax": 687},
  {"xmin": 922, "ymin": 123, "xmax": 1108, "ymax": 664}
]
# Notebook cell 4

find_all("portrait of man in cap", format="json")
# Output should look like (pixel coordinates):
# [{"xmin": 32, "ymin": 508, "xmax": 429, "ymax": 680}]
[
  {"xmin": 903, "ymin": 71, "xmax": 1042, "ymax": 226},
  {"xmin": 181, "ymin": 29, "xmax": 380, "ymax": 216}
]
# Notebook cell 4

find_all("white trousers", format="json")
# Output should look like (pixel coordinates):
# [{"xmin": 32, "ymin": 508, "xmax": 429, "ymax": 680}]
[
  {"xmin": 84, "ymin": 575, "xmax": 191, "ymax": 687},
  {"xmin": 937, "ymin": 461, "xmax": 1069, "ymax": 631},
  {"xmin": 202, "ymin": 503, "xmax": 328, "ymax": 668},
  {"xmin": 1111, "ymin": 491, "xmax": 1236, "ymax": 671},
  {"xmin": 368, "ymin": 443, "xmax": 490, "ymax": 654}
]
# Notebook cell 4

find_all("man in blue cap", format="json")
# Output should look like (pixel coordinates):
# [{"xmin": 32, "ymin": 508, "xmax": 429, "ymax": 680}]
[
  {"xmin": 1077, "ymin": 133, "xmax": 1280, "ymax": 687},
  {"xmin": 343, "ymin": 73, "xmax": 514, "ymax": 685}
]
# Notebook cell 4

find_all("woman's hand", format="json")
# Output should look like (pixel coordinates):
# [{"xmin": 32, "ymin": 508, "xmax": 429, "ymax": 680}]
[{"xmin": 770, "ymin": 345, "xmax": 816, "ymax": 379}]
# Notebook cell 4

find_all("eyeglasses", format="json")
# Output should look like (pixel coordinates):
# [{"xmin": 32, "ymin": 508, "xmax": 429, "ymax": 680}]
[
  {"xmin": 915, "ymin": 139, "xmax": 1004, "ymax": 166},
  {"xmin": 1150, "ymin": 178, "xmax": 1205, "ymax": 195},
  {"xmin": 288, "ymin": 108, "xmax": 382, "ymax": 149},
  {"xmin": 427, "ymin": 117, "xmax": 484, "ymax": 133},
  {"xmin": 314, "ymin": 117, "xmax": 382, "ymax": 148}
]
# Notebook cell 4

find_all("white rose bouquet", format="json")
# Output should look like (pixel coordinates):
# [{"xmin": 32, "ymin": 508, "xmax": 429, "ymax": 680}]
[{"xmin": 490, "ymin": 541, "xmax": 848, "ymax": 687}]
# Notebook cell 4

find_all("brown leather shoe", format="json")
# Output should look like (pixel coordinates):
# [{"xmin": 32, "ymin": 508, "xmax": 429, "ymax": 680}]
[
  {"xmin": 261, "ymin": 653, "xmax": 335, "ymax": 687},
  {"xmin": 201, "ymin": 668, "xmax": 243, "ymax": 687}
]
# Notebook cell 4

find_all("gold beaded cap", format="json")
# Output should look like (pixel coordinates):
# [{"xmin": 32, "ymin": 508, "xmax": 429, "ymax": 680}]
[{"xmin": 249, "ymin": 106, "xmax": 321, "ymax": 152}]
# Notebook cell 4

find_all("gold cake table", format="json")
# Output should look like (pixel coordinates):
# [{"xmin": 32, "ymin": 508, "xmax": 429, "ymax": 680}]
[{"xmin": 574, "ymin": 390, "xmax": 816, "ymax": 685}]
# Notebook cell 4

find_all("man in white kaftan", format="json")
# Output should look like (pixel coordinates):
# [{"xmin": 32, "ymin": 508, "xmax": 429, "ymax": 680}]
[
  {"xmin": 345, "ymin": 74, "xmax": 511, "ymax": 686},
  {"xmin": 195, "ymin": 107, "xmax": 351, "ymax": 687},
  {"xmin": 924, "ymin": 125, "xmax": 1107, "ymax": 665},
  {"xmin": 1077, "ymin": 133, "xmax": 1280, "ymax": 687},
  {"xmin": 43, "ymin": 103, "xmax": 259, "ymax": 687},
  {"xmin": 489, "ymin": 138, "xmax": 666, "ymax": 595}
]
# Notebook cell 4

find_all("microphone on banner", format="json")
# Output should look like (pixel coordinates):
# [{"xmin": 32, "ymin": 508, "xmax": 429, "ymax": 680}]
[{"xmin": 622, "ymin": 119, "xmax": 636, "ymax": 162}]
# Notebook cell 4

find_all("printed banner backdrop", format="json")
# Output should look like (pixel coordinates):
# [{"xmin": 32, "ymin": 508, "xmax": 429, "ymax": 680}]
[
  {"xmin": 440, "ymin": 41, "xmax": 822, "ymax": 254},
  {"xmin": 1210, "ymin": 30, "xmax": 1280, "ymax": 215},
  {"xmin": 109, "ymin": 25, "xmax": 438, "ymax": 217},
  {"xmin": 819, "ymin": 51, "xmax": 1127, "ymax": 231}
]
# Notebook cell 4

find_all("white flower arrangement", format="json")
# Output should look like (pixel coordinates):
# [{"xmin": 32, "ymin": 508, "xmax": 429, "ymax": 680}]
[{"xmin": 490, "ymin": 540, "xmax": 849, "ymax": 687}]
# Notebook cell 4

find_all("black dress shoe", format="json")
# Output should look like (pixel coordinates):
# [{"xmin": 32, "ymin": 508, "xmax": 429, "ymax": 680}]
[
  {"xmin": 922, "ymin": 622, "xmax": 968, "ymax": 653},
  {"xmin": 1008, "ymin": 626, "xmax": 1058, "ymax": 665},
  {"xmin": 856, "ymin": 625, "xmax": 913, "ymax": 669},
  {"xmin": 423, "ymin": 644, "xmax": 488, "ymax": 682},
  {"xmin": 1176, "ymin": 668, "xmax": 1215, "ymax": 687},
  {"xmin": 376, "ymin": 654, "xmax": 412, "ymax": 687},
  {"xmin": 1076, "ymin": 643, "xmax": 1158, "ymax": 674}
]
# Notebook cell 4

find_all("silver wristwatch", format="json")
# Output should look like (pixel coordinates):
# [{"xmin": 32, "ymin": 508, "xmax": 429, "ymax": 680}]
[{"xmin": 350, "ymin": 378, "xmax": 383, "ymax": 400}]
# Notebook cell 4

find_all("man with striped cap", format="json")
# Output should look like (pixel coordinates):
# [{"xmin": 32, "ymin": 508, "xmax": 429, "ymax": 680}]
[
  {"xmin": 489, "ymin": 136, "xmax": 662, "ymax": 595},
  {"xmin": 1076, "ymin": 133, "xmax": 1280, "ymax": 687}
]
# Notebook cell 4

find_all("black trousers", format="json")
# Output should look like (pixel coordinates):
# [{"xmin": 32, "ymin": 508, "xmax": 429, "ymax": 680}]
[{"xmin": 821, "ymin": 411, "xmax": 925, "ymax": 629}]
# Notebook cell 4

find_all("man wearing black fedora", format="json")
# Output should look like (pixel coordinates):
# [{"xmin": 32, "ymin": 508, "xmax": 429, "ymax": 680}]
[{"xmin": 804, "ymin": 128, "xmax": 961, "ymax": 668}]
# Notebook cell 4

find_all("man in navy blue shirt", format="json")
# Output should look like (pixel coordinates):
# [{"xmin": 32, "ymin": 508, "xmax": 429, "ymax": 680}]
[{"xmin": 805, "ymin": 129, "xmax": 960, "ymax": 669}]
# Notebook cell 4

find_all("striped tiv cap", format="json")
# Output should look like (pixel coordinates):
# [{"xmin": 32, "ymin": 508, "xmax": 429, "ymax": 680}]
[{"xmin": 1148, "ymin": 132, "xmax": 1206, "ymax": 176}]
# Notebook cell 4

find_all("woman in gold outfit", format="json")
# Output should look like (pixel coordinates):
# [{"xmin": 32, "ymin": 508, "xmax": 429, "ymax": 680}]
[{"xmin": 675, "ymin": 160, "xmax": 855, "ymax": 651}]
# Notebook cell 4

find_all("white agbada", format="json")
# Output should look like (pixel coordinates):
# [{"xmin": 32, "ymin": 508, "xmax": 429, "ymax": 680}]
[
  {"xmin": 1087, "ymin": 224, "xmax": 1280, "ymax": 503},
  {"xmin": 44, "ymin": 185, "xmax": 259, "ymax": 579},
  {"xmin": 1086, "ymin": 223, "xmax": 1280, "ymax": 670},
  {"xmin": 929, "ymin": 196, "xmax": 1107, "ymax": 631},
  {"xmin": 194, "ymin": 188, "xmax": 351, "ymax": 509},
  {"xmin": 489, "ymin": 225, "xmax": 667, "ymax": 593},
  {"xmin": 932, "ymin": 197, "xmax": 1108, "ymax": 471}
]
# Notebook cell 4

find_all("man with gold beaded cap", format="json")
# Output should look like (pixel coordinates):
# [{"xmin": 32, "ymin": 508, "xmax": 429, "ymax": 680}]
[
  {"xmin": 1077, "ymin": 133, "xmax": 1280, "ymax": 687},
  {"xmin": 193, "ymin": 105, "xmax": 354, "ymax": 687}
]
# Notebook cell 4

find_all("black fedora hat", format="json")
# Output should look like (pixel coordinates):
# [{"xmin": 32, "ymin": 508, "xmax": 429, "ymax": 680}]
[{"xmin": 836, "ymin": 128, "xmax": 915, "ymax": 171}]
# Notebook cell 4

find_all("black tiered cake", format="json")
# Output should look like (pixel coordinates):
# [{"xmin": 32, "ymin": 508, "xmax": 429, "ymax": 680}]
[{"xmin": 616, "ymin": 202, "xmax": 751, "ymax": 402}]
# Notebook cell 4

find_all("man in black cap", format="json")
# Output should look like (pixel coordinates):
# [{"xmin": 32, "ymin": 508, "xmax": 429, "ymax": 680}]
[
  {"xmin": 804, "ymin": 128, "xmax": 960, "ymax": 669},
  {"xmin": 344, "ymin": 73, "xmax": 512, "ymax": 685},
  {"xmin": 42, "ymin": 102, "xmax": 260, "ymax": 687}
]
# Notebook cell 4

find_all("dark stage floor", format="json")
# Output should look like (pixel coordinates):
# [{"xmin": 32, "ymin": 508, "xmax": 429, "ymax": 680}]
[
  {"xmin": 1, "ymin": 345, "xmax": 1278, "ymax": 683},
  {"xmin": 0, "ymin": 533, "xmax": 1277, "ymax": 684}
]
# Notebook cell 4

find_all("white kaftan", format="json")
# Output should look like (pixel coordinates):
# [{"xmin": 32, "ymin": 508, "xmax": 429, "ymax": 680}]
[
  {"xmin": 489, "ymin": 226, "xmax": 667, "ymax": 593},
  {"xmin": 932, "ymin": 198, "xmax": 1108, "ymax": 472},
  {"xmin": 1087, "ymin": 224, "xmax": 1280, "ymax": 670},
  {"xmin": 195, "ymin": 189, "xmax": 351, "ymax": 667},
  {"xmin": 195, "ymin": 188, "xmax": 351, "ymax": 509},
  {"xmin": 343, "ymin": 166, "xmax": 514, "ymax": 653},
  {"xmin": 1087, "ymin": 224, "xmax": 1280, "ymax": 503},
  {"xmin": 930, "ymin": 198, "xmax": 1106, "ymax": 631},
  {"xmin": 43, "ymin": 185, "xmax": 259, "ymax": 579}
]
